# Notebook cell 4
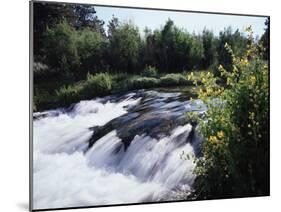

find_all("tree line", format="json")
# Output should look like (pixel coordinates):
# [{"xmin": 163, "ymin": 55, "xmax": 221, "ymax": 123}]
[{"xmin": 34, "ymin": 2, "xmax": 268, "ymax": 81}]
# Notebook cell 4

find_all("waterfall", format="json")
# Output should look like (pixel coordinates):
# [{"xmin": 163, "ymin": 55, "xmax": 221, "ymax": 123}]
[{"xmin": 33, "ymin": 91, "xmax": 200, "ymax": 209}]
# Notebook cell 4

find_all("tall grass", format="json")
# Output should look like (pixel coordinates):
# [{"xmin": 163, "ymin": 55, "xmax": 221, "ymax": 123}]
[
  {"xmin": 160, "ymin": 73, "xmax": 192, "ymax": 86},
  {"xmin": 55, "ymin": 73, "xmax": 112, "ymax": 106}
]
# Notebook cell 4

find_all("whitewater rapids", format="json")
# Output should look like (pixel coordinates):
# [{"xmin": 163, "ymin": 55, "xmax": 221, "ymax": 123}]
[{"xmin": 32, "ymin": 90, "xmax": 203, "ymax": 209}]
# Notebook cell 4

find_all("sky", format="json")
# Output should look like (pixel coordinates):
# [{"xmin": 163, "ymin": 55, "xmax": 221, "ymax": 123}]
[{"xmin": 95, "ymin": 6, "xmax": 267, "ymax": 38}]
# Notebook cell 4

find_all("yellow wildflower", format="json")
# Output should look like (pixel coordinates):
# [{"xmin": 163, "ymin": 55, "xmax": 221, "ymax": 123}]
[
  {"xmin": 250, "ymin": 76, "xmax": 256, "ymax": 84},
  {"xmin": 217, "ymin": 131, "xmax": 224, "ymax": 139},
  {"xmin": 227, "ymin": 77, "xmax": 231, "ymax": 85},
  {"xmin": 209, "ymin": 135, "xmax": 218, "ymax": 144},
  {"xmin": 241, "ymin": 58, "xmax": 249, "ymax": 66},
  {"xmin": 206, "ymin": 88, "xmax": 212, "ymax": 95},
  {"xmin": 187, "ymin": 72, "xmax": 194, "ymax": 80}
]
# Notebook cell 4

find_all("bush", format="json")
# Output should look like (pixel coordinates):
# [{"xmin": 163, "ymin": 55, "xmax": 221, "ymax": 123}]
[
  {"xmin": 191, "ymin": 27, "xmax": 269, "ymax": 199},
  {"xmin": 55, "ymin": 73, "xmax": 112, "ymax": 107},
  {"xmin": 111, "ymin": 73, "xmax": 131, "ymax": 92},
  {"xmin": 160, "ymin": 73, "xmax": 190, "ymax": 86},
  {"xmin": 130, "ymin": 77, "xmax": 159, "ymax": 89},
  {"xmin": 83, "ymin": 73, "xmax": 112, "ymax": 97},
  {"xmin": 160, "ymin": 74, "xmax": 179, "ymax": 86},
  {"xmin": 34, "ymin": 84, "xmax": 63, "ymax": 111},
  {"xmin": 141, "ymin": 66, "xmax": 158, "ymax": 78},
  {"xmin": 55, "ymin": 84, "xmax": 83, "ymax": 106}
]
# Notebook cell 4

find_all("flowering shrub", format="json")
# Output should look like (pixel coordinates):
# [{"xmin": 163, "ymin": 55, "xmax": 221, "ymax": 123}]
[{"xmin": 188, "ymin": 26, "xmax": 269, "ymax": 199}]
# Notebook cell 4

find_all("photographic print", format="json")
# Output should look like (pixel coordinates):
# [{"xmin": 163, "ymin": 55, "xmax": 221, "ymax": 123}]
[{"xmin": 30, "ymin": 0, "xmax": 269, "ymax": 210}]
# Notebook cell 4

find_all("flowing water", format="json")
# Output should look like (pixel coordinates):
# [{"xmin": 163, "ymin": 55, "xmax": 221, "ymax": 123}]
[{"xmin": 33, "ymin": 90, "xmax": 205, "ymax": 209}]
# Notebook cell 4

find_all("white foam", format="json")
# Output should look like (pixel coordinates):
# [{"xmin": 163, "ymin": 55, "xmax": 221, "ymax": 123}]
[
  {"xmin": 33, "ymin": 151, "xmax": 166, "ymax": 208},
  {"xmin": 34, "ymin": 97, "xmax": 140, "ymax": 154},
  {"xmin": 33, "ymin": 94, "xmax": 196, "ymax": 209}
]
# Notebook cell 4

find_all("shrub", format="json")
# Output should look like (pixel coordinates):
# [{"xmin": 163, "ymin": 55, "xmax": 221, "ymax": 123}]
[
  {"xmin": 190, "ymin": 27, "xmax": 269, "ymax": 199},
  {"xmin": 55, "ymin": 84, "xmax": 83, "ymax": 106},
  {"xmin": 160, "ymin": 73, "xmax": 190, "ymax": 86},
  {"xmin": 111, "ymin": 73, "xmax": 131, "ymax": 92},
  {"xmin": 130, "ymin": 77, "xmax": 159, "ymax": 89},
  {"xmin": 160, "ymin": 74, "xmax": 179, "ymax": 86},
  {"xmin": 178, "ymin": 75, "xmax": 190, "ymax": 85},
  {"xmin": 141, "ymin": 66, "xmax": 158, "ymax": 78},
  {"xmin": 83, "ymin": 73, "xmax": 112, "ymax": 97},
  {"xmin": 55, "ymin": 73, "xmax": 112, "ymax": 107}
]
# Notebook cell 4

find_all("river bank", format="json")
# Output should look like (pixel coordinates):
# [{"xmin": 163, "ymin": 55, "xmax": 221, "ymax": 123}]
[{"xmin": 33, "ymin": 71, "xmax": 206, "ymax": 112}]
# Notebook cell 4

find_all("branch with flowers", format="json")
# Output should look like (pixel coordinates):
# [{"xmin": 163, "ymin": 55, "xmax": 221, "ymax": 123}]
[{"xmin": 186, "ymin": 26, "xmax": 269, "ymax": 199}]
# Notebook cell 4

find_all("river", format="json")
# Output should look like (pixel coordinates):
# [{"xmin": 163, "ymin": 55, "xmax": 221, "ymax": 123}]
[{"xmin": 33, "ymin": 89, "xmax": 205, "ymax": 209}]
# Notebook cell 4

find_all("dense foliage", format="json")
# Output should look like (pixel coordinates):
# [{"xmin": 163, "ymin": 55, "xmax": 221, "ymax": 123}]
[
  {"xmin": 33, "ymin": 2, "xmax": 268, "ymax": 112},
  {"xmin": 34, "ymin": 2, "xmax": 251, "ymax": 79},
  {"xmin": 188, "ymin": 27, "xmax": 269, "ymax": 199}
]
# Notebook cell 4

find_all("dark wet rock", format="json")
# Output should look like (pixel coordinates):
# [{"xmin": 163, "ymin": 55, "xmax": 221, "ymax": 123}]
[
  {"xmin": 88, "ymin": 90, "xmax": 205, "ymax": 153},
  {"xmin": 190, "ymin": 130, "xmax": 203, "ymax": 157},
  {"xmin": 33, "ymin": 110, "xmax": 63, "ymax": 120}
]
